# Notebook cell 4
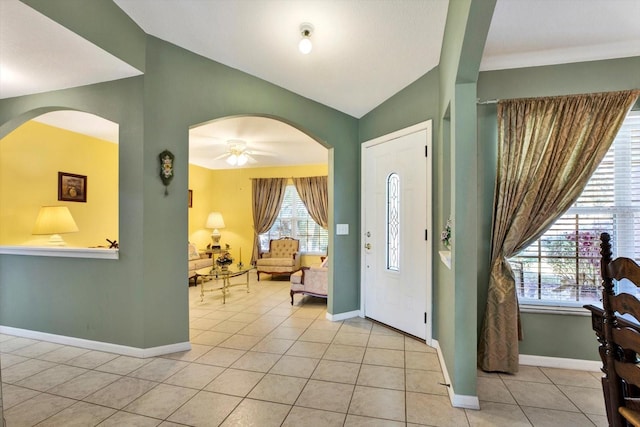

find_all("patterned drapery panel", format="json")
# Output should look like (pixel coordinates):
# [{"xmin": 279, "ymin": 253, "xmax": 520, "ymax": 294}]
[
  {"xmin": 479, "ymin": 90, "xmax": 640, "ymax": 374},
  {"xmin": 293, "ymin": 176, "xmax": 328, "ymax": 229},
  {"xmin": 251, "ymin": 178, "xmax": 287, "ymax": 265}
]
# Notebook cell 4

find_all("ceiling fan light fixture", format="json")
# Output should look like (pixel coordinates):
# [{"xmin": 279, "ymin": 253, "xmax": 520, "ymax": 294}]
[
  {"xmin": 237, "ymin": 153, "xmax": 248, "ymax": 166},
  {"xmin": 298, "ymin": 23, "xmax": 313, "ymax": 54},
  {"xmin": 226, "ymin": 153, "xmax": 238, "ymax": 165},
  {"xmin": 223, "ymin": 139, "xmax": 250, "ymax": 166}
]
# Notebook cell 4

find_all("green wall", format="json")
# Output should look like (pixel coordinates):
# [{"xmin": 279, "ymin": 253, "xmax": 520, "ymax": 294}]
[
  {"xmin": 436, "ymin": 0, "xmax": 495, "ymax": 398},
  {"xmin": 359, "ymin": 68, "xmax": 440, "ymax": 143},
  {"xmin": 0, "ymin": 21, "xmax": 359, "ymax": 349},
  {"xmin": 0, "ymin": 77, "xmax": 147, "ymax": 347}
]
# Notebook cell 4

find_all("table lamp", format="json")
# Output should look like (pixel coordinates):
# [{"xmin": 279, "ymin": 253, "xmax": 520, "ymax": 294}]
[
  {"xmin": 32, "ymin": 206, "xmax": 79, "ymax": 246},
  {"xmin": 206, "ymin": 212, "xmax": 225, "ymax": 248}
]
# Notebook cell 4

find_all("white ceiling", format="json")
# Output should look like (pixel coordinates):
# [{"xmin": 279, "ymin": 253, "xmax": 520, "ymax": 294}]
[
  {"xmin": 189, "ymin": 116, "xmax": 328, "ymax": 170},
  {"xmin": 0, "ymin": 0, "xmax": 141, "ymax": 99},
  {"xmin": 481, "ymin": 0, "xmax": 640, "ymax": 71},
  {"xmin": 2, "ymin": 0, "xmax": 639, "ymax": 169},
  {"xmin": 113, "ymin": 0, "xmax": 449, "ymax": 119}
]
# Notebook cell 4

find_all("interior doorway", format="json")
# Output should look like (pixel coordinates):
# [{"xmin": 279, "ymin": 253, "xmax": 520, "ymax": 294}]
[{"xmin": 187, "ymin": 115, "xmax": 329, "ymax": 307}]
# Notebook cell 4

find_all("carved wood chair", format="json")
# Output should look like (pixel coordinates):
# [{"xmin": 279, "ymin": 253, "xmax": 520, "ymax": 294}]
[{"xmin": 600, "ymin": 232, "xmax": 640, "ymax": 427}]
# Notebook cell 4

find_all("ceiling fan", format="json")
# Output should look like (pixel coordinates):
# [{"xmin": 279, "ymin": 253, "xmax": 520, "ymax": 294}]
[{"xmin": 214, "ymin": 139, "xmax": 254, "ymax": 166}]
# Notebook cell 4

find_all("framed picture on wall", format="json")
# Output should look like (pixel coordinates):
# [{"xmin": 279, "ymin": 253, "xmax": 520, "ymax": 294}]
[
  {"xmin": 188, "ymin": 189, "xmax": 193, "ymax": 208},
  {"xmin": 58, "ymin": 172, "xmax": 87, "ymax": 202}
]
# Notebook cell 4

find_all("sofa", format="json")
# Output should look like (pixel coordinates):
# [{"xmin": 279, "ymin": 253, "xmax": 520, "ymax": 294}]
[
  {"xmin": 290, "ymin": 257, "xmax": 328, "ymax": 304},
  {"xmin": 188, "ymin": 243, "xmax": 213, "ymax": 286}
]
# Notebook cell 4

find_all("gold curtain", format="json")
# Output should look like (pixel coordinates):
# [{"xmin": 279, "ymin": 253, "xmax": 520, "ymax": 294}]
[
  {"xmin": 478, "ymin": 90, "xmax": 640, "ymax": 374},
  {"xmin": 251, "ymin": 178, "xmax": 287, "ymax": 265},
  {"xmin": 293, "ymin": 176, "xmax": 328, "ymax": 229}
]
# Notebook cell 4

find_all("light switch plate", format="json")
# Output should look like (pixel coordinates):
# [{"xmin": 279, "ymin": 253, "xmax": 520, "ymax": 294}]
[{"xmin": 336, "ymin": 224, "xmax": 349, "ymax": 235}]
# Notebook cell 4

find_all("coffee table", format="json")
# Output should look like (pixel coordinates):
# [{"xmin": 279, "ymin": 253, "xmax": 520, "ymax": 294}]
[{"xmin": 195, "ymin": 265, "xmax": 255, "ymax": 303}]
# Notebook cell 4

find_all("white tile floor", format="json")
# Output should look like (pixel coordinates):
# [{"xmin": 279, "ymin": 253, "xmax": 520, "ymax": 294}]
[{"xmin": 0, "ymin": 272, "xmax": 607, "ymax": 426}]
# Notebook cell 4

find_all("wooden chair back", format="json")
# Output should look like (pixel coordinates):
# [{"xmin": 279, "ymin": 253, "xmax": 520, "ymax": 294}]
[{"xmin": 601, "ymin": 232, "xmax": 640, "ymax": 426}]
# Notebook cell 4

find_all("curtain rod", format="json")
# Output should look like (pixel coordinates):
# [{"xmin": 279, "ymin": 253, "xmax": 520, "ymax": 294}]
[
  {"xmin": 249, "ymin": 175, "xmax": 327, "ymax": 180},
  {"xmin": 477, "ymin": 90, "xmax": 639, "ymax": 106},
  {"xmin": 477, "ymin": 98, "xmax": 498, "ymax": 105}
]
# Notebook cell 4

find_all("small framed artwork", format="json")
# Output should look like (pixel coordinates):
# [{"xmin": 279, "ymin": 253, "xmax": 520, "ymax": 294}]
[
  {"xmin": 58, "ymin": 172, "xmax": 87, "ymax": 202},
  {"xmin": 188, "ymin": 189, "xmax": 193, "ymax": 208}
]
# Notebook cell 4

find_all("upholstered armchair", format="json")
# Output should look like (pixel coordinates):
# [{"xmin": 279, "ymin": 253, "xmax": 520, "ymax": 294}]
[
  {"xmin": 255, "ymin": 237, "xmax": 301, "ymax": 281},
  {"xmin": 290, "ymin": 257, "xmax": 328, "ymax": 305}
]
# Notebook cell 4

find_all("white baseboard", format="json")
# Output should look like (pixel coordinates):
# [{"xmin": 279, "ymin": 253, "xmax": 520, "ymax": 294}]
[
  {"xmin": 432, "ymin": 339, "xmax": 480, "ymax": 410},
  {"xmin": 519, "ymin": 354, "xmax": 602, "ymax": 372},
  {"xmin": 0, "ymin": 326, "xmax": 191, "ymax": 358},
  {"xmin": 326, "ymin": 310, "xmax": 361, "ymax": 322}
]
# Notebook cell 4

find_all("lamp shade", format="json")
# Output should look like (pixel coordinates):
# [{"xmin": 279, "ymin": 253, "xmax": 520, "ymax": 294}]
[
  {"xmin": 33, "ymin": 206, "xmax": 79, "ymax": 235},
  {"xmin": 32, "ymin": 206, "xmax": 79, "ymax": 246},
  {"xmin": 206, "ymin": 212, "xmax": 225, "ymax": 229}
]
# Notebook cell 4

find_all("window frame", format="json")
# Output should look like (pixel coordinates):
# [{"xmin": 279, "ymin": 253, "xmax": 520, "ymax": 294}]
[
  {"xmin": 259, "ymin": 184, "xmax": 328, "ymax": 255},
  {"xmin": 511, "ymin": 110, "xmax": 640, "ymax": 310}
]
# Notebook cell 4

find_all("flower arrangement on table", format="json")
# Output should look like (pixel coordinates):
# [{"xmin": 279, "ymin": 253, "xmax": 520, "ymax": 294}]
[
  {"xmin": 216, "ymin": 251, "xmax": 234, "ymax": 266},
  {"xmin": 441, "ymin": 217, "xmax": 452, "ymax": 249}
]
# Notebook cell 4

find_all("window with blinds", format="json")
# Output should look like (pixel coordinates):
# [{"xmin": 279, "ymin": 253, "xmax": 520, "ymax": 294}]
[
  {"xmin": 510, "ymin": 110, "xmax": 640, "ymax": 306},
  {"xmin": 259, "ymin": 185, "xmax": 329, "ymax": 254}
]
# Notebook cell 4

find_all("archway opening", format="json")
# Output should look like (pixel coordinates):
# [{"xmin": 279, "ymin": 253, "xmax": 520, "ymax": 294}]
[
  {"xmin": 0, "ymin": 110, "xmax": 119, "ymax": 248},
  {"xmin": 186, "ymin": 115, "xmax": 329, "ymax": 305}
]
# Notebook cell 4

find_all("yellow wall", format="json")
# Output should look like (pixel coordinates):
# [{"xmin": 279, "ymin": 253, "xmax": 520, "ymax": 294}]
[
  {"xmin": 0, "ymin": 121, "xmax": 118, "ymax": 247},
  {"xmin": 1, "ymin": 121, "xmax": 322, "ymax": 263},
  {"xmin": 187, "ymin": 163, "xmax": 216, "ymax": 249},
  {"xmin": 188, "ymin": 164, "xmax": 328, "ymax": 266}
]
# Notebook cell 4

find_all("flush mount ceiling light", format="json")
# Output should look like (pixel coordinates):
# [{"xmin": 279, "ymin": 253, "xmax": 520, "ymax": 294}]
[{"xmin": 298, "ymin": 23, "xmax": 314, "ymax": 55}]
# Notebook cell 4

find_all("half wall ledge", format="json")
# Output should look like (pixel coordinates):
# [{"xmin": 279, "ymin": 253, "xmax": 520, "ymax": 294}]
[{"xmin": 0, "ymin": 246, "xmax": 118, "ymax": 259}]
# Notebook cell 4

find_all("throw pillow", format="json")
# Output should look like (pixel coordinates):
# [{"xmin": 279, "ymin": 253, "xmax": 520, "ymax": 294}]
[{"xmin": 188, "ymin": 243, "xmax": 200, "ymax": 261}]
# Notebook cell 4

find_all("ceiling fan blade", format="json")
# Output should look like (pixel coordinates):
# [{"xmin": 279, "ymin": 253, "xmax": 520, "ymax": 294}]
[
  {"xmin": 213, "ymin": 153, "xmax": 230, "ymax": 160},
  {"xmin": 247, "ymin": 149, "xmax": 277, "ymax": 157}
]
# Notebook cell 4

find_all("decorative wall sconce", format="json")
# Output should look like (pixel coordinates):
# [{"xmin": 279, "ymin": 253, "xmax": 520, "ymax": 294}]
[{"xmin": 159, "ymin": 150, "xmax": 175, "ymax": 195}]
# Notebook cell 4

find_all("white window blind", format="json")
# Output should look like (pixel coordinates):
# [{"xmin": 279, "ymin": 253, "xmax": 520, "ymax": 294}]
[
  {"xmin": 510, "ymin": 110, "xmax": 640, "ymax": 306},
  {"xmin": 260, "ymin": 185, "xmax": 328, "ymax": 254}
]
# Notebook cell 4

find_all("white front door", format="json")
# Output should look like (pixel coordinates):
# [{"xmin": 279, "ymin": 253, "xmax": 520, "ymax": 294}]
[{"xmin": 361, "ymin": 121, "xmax": 432, "ymax": 340}]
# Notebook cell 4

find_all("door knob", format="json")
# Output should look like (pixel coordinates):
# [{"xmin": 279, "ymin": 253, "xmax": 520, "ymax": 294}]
[{"xmin": 365, "ymin": 243, "xmax": 372, "ymax": 250}]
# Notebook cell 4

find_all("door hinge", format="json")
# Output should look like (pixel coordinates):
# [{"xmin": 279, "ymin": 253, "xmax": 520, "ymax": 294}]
[
  {"xmin": 425, "ymin": 146, "xmax": 428, "ymax": 157},
  {"xmin": 424, "ymin": 312, "xmax": 427, "ymax": 324},
  {"xmin": 425, "ymin": 229, "xmax": 428, "ymax": 241}
]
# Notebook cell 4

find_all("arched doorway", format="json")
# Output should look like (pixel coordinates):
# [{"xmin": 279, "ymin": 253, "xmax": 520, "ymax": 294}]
[{"xmin": 186, "ymin": 115, "xmax": 329, "ymax": 314}]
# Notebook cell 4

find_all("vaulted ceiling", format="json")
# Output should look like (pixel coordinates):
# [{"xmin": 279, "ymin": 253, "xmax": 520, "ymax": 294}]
[{"xmin": 1, "ymin": 0, "xmax": 639, "ymax": 168}]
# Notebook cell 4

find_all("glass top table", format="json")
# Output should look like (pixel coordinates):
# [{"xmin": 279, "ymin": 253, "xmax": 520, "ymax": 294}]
[{"xmin": 194, "ymin": 265, "xmax": 255, "ymax": 304}]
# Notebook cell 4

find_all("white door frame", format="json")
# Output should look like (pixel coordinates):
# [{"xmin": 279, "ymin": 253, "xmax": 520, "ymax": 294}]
[{"xmin": 360, "ymin": 120, "xmax": 433, "ymax": 345}]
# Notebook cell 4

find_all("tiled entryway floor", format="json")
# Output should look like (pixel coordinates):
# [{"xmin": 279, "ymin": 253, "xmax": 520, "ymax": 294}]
[{"xmin": 1, "ymin": 272, "xmax": 607, "ymax": 426}]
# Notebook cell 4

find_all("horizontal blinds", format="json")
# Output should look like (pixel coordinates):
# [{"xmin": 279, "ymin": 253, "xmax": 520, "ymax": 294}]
[
  {"xmin": 511, "ymin": 110, "xmax": 640, "ymax": 304},
  {"xmin": 260, "ymin": 185, "xmax": 328, "ymax": 253}
]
